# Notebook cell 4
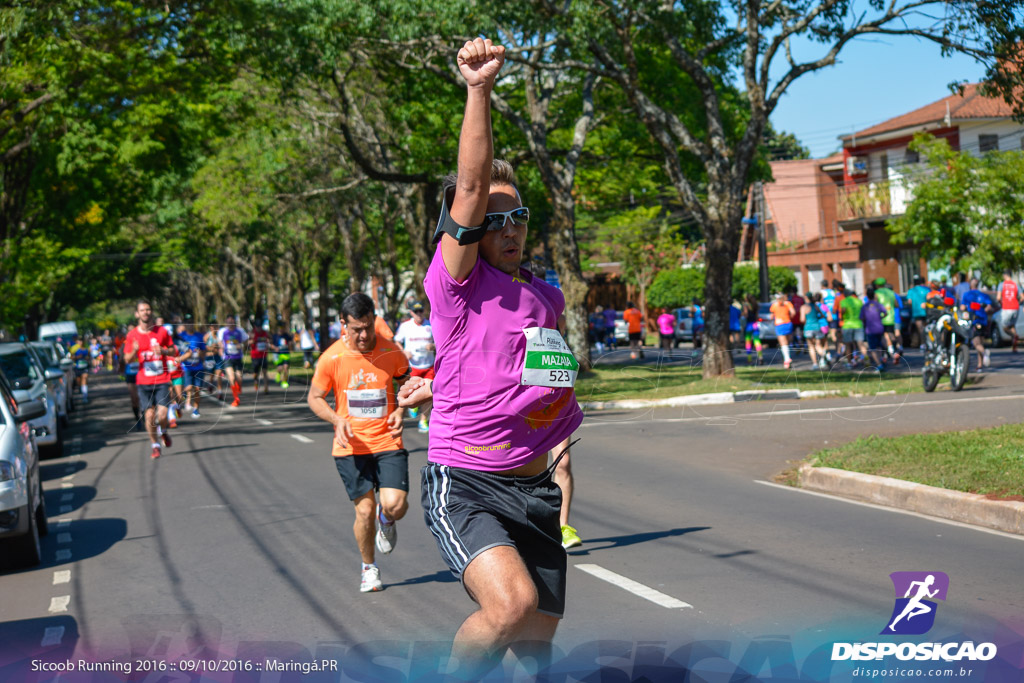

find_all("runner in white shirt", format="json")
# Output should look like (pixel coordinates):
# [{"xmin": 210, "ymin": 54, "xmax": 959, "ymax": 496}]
[{"xmin": 393, "ymin": 302, "xmax": 435, "ymax": 433}]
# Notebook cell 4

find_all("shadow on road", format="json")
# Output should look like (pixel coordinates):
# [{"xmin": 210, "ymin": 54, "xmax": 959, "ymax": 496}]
[
  {"xmin": 0, "ymin": 615, "xmax": 79, "ymax": 677},
  {"xmin": 39, "ymin": 460, "xmax": 87, "ymax": 481},
  {"xmin": 567, "ymin": 526, "xmax": 711, "ymax": 556},
  {"xmin": 386, "ymin": 570, "xmax": 459, "ymax": 587}
]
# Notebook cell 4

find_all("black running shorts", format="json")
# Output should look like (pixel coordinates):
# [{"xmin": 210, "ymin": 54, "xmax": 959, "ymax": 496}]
[
  {"xmin": 333, "ymin": 450, "xmax": 409, "ymax": 501},
  {"xmin": 421, "ymin": 462, "xmax": 566, "ymax": 617},
  {"xmin": 139, "ymin": 382, "xmax": 170, "ymax": 411}
]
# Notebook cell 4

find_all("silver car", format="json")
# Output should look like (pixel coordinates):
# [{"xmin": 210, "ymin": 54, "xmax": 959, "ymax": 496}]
[
  {"xmin": 29, "ymin": 340, "xmax": 75, "ymax": 418},
  {"xmin": 0, "ymin": 343, "xmax": 64, "ymax": 457},
  {"xmin": 0, "ymin": 372, "xmax": 49, "ymax": 568}
]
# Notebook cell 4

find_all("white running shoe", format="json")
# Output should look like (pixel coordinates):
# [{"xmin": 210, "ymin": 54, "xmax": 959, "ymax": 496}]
[
  {"xmin": 983, "ymin": 349, "xmax": 991, "ymax": 368},
  {"xmin": 375, "ymin": 503, "xmax": 396, "ymax": 554},
  {"xmin": 360, "ymin": 565, "xmax": 382, "ymax": 593}
]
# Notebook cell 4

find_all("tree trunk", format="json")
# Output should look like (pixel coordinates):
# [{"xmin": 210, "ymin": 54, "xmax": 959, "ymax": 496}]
[
  {"xmin": 701, "ymin": 199, "xmax": 744, "ymax": 378},
  {"xmin": 548, "ymin": 202, "xmax": 592, "ymax": 370},
  {"xmin": 317, "ymin": 253, "xmax": 333, "ymax": 349}
]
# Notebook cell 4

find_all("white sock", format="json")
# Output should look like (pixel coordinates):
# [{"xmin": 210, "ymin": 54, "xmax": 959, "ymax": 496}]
[
  {"xmin": 887, "ymin": 345, "xmax": 895, "ymax": 356},
  {"xmin": 362, "ymin": 562, "xmax": 376, "ymax": 571},
  {"xmin": 152, "ymin": 442, "xmax": 162, "ymax": 450},
  {"xmin": 81, "ymin": 385, "xmax": 88, "ymax": 397},
  {"xmin": 781, "ymin": 345, "xmax": 791, "ymax": 363}
]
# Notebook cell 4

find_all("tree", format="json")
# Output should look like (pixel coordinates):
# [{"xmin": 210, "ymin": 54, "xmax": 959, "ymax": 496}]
[
  {"xmin": 648, "ymin": 264, "xmax": 796, "ymax": 309},
  {"xmin": 551, "ymin": 0, "xmax": 1020, "ymax": 376},
  {"xmin": 763, "ymin": 121, "xmax": 811, "ymax": 161},
  {"xmin": 887, "ymin": 133, "xmax": 1024, "ymax": 282}
]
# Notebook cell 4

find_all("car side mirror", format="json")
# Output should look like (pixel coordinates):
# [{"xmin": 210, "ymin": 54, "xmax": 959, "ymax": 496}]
[
  {"xmin": 12, "ymin": 376, "xmax": 34, "ymax": 391},
  {"xmin": 14, "ymin": 399, "xmax": 46, "ymax": 423},
  {"xmin": 45, "ymin": 367, "xmax": 64, "ymax": 381}
]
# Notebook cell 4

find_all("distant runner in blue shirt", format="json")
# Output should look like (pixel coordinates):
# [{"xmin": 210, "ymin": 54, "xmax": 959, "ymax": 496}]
[{"xmin": 960, "ymin": 279, "xmax": 993, "ymax": 372}]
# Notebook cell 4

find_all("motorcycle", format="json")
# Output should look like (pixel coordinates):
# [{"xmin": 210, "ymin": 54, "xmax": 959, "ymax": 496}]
[{"xmin": 921, "ymin": 297, "xmax": 975, "ymax": 392}]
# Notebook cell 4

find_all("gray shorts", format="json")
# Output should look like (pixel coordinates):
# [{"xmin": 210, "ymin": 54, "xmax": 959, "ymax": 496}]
[
  {"xmin": 842, "ymin": 328, "xmax": 865, "ymax": 344},
  {"xmin": 1000, "ymin": 308, "xmax": 1019, "ymax": 329}
]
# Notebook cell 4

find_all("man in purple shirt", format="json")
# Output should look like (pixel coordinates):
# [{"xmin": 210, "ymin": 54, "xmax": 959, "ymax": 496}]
[
  {"xmin": 403, "ymin": 37, "xmax": 583, "ymax": 680},
  {"xmin": 861, "ymin": 287, "xmax": 889, "ymax": 370},
  {"xmin": 218, "ymin": 315, "xmax": 248, "ymax": 407}
]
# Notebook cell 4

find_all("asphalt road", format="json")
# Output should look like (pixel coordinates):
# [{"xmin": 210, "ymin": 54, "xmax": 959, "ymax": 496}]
[{"xmin": 2, "ymin": 365, "xmax": 1022, "ymax": 682}]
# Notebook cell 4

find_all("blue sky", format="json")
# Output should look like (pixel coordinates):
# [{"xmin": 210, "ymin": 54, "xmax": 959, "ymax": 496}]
[{"xmin": 768, "ymin": 36, "xmax": 988, "ymax": 158}]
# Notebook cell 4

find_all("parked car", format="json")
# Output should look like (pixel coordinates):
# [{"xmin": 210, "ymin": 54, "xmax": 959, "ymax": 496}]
[
  {"xmin": 613, "ymin": 311, "xmax": 647, "ymax": 346},
  {"xmin": 672, "ymin": 307, "xmax": 694, "ymax": 346},
  {"xmin": 987, "ymin": 300, "xmax": 1024, "ymax": 347},
  {"xmin": 26, "ymin": 343, "xmax": 71, "ymax": 426},
  {"xmin": 0, "ymin": 370, "xmax": 49, "ymax": 569},
  {"xmin": 0, "ymin": 343, "xmax": 63, "ymax": 458},
  {"xmin": 757, "ymin": 303, "xmax": 778, "ymax": 345},
  {"xmin": 29, "ymin": 341, "xmax": 75, "ymax": 417}
]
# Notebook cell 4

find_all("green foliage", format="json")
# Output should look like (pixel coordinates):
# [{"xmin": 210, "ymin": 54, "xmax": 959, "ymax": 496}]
[
  {"xmin": 648, "ymin": 267, "xmax": 705, "ymax": 309},
  {"xmin": 649, "ymin": 264, "xmax": 797, "ymax": 309},
  {"xmin": 887, "ymin": 134, "xmax": 1024, "ymax": 281},
  {"xmin": 732, "ymin": 265, "xmax": 798, "ymax": 300}
]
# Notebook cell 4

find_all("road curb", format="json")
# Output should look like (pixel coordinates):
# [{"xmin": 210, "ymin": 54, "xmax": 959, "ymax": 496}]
[
  {"xmin": 798, "ymin": 464, "xmax": 1024, "ymax": 536},
  {"xmin": 581, "ymin": 388, "xmax": 837, "ymax": 411}
]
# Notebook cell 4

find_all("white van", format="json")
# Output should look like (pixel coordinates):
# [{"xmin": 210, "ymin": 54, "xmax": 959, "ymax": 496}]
[{"xmin": 37, "ymin": 321, "xmax": 79, "ymax": 345}]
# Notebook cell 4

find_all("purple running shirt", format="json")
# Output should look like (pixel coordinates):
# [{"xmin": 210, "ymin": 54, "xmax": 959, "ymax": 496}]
[
  {"xmin": 424, "ymin": 247, "xmax": 583, "ymax": 471},
  {"xmin": 220, "ymin": 328, "xmax": 247, "ymax": 360}
]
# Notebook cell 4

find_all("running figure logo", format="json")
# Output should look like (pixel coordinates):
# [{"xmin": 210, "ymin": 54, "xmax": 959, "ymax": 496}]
[{"xmin": 882, "ymin": 571, "xmax": 949, "ymax": 635}]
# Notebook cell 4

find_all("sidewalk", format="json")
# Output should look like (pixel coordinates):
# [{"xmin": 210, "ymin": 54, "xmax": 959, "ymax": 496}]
[{"xmin": 798, "ymin": 464, "xmax": 1024, "ymax": 536}]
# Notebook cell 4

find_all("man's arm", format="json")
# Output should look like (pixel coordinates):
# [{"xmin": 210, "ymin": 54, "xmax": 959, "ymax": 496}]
[
  {"xmin": 308, "ymin": 384, "xmax": 353, "ymax": 449},
  {"xmin": 441, "ymin": 37, "xmax": 506, "ymax": 283}
]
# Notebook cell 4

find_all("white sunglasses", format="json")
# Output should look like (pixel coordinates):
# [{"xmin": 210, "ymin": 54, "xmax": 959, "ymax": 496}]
[{"xmin": 483, "ymin": 207, "xmax": 530, "ymax": 230}]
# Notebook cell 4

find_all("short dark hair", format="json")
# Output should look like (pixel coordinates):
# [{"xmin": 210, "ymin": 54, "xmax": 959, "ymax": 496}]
[
  {"xmin": 626, "ymin": 301, "xmax": 635, "ymax": 308},
  {"xmin": 443, "ymin": 159, "xmax": 518, "ymax": 195},
  {"xmin": 136, "ymin": 299, "xmax": 151, "ymax": 310},
  {"xmin": 341, "ymin": 293, "xmax": 375, "ymax": 323}
]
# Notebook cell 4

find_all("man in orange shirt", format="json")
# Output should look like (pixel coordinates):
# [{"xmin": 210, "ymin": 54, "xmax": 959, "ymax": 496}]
[
  {"xmin": 623, "ymin": 301, "xmax": 644, "ymax": 360},
  {"xmin": 307, "ymin": 292, "xmax": 411, "ymax": 593}
]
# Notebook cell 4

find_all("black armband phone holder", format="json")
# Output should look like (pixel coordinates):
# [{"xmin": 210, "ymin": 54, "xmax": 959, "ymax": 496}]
[{"xmin": 431, "ymin": 184, "xmax": 488, "ymax": 245}]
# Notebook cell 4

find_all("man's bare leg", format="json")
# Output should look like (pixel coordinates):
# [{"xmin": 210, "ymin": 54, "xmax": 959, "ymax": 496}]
[{"xmin": 450, "ymin": 546, "xmax": 555, "ymax": 680}]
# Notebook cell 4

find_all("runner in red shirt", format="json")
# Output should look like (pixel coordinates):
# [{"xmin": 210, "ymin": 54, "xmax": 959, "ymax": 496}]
[
  {"xmin": 998, "ymin": 270, "xmax": 1021, "ymax": 353},
  {"xmin": 250, "ymin": 323, "xmax": 272, "ymax": 395},
  {"xmin": 123, "ymin": 300, "xmax": 175, "ymax": 459}
]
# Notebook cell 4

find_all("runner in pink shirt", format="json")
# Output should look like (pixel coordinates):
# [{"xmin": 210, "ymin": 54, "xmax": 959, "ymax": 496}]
[
  {"xmin": 657, "ymin": 308, "xmax": 676, "ymax": 350},
  {"xmin": 404, "ymin": 37, "xmax": 582, "ymax": 680}
]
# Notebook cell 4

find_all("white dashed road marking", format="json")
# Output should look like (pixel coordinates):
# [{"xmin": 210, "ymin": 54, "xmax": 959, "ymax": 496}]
[
  {"xmin": 57, "ymin": 533, "xmax": 72, "ymax": 544},
  {"xmin": 53, "ymin": 571, "xmax": 71, "ymax": 585},
  {"xmin": 256, "ymin": 419, "xmax": 273, "ymax": 426},
  {"xmin": 576, "ymin": 564, "xmax": 693, "ymax": 609},
  {"xmin": 48, "ymin": 596, "xmax": 70, "ymax": 613},
  {"xmin": 41, "ymin": 626, "xmax": 65, "ymax": 646},
  {"xmin": 55, "ymin": 550, "xmax": 72, "ymax": 561},
  {"xmin": 290, "ymin": 434, "xmax": 314, "ymax": 444}
]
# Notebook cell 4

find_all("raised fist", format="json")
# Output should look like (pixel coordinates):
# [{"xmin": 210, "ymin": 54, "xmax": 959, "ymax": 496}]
[{"xmin": 457, "ymin": 37, "xmax": 505, "ymax": 89}]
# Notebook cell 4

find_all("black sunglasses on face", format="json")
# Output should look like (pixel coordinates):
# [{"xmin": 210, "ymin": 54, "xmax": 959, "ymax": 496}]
[{"xmin": 483, "ymin": 207, "xmax": 530, "ymax": 231}]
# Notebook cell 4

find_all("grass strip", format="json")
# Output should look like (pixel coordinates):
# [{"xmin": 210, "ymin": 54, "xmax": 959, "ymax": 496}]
[
  {"xmin": 574, "ymin": 364, "xmax": 929, "ymax": 403},
  {"xmin": 807, "ymin": 423, "xmax": 1024, "ymax": 499}
]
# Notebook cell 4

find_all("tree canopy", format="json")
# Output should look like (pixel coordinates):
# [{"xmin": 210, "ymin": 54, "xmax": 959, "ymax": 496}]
[{"xmin": 887, "ymin": 133, "xmax": 1024, "ymax": 282}]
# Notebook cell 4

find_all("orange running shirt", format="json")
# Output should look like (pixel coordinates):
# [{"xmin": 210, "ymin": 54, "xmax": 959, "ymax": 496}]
[
  {"xmin": 770, "ymin": 300, "xmax": 795, "ymax": 326},
  {"xmin": 375, "ymin": 315, "xmax": 394, "ymax": 340},
  {"xmin": 623, "ymin": 307, "xmax": 643, "ymax": 333},
  {"xmin": 311, "ymin": 338, "xmax": 410, "ymax": 457}
]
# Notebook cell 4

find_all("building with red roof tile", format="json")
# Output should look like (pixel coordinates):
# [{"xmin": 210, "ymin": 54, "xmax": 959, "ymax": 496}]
[{"xmin": 741, "ymin": 83, "xmax": 1023, "ymax": 299}]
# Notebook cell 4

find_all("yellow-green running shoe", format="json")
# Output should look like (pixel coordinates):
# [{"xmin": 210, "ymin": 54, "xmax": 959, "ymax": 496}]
[{"xmin": 561, "ymin": 524, "xmax": 582, "ymax": 549}]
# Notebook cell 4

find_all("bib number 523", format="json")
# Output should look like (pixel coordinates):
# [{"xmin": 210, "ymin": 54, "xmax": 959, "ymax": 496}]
[{"xmin": 548, "ymin": 370, "xmax": 571, "ymax": 383}]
